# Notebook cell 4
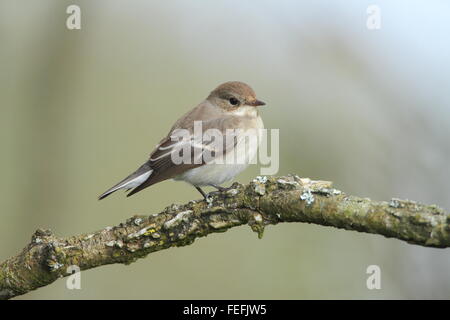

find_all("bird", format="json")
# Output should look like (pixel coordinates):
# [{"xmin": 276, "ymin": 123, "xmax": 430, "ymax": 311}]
[{"xmin": 98, "ymin": 81, "xmax": 266, "ymax": 201}]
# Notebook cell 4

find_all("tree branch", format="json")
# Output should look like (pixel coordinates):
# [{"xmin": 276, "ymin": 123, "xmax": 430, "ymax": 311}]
[{"xmin": 1, "ymin": 175, "xmax": 449, "ymax": 299}]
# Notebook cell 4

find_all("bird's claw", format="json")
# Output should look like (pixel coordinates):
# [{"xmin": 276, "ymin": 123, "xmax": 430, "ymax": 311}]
[{"xmin": 205, "ymin": 194, "xmax": 214, "ymax": 207}]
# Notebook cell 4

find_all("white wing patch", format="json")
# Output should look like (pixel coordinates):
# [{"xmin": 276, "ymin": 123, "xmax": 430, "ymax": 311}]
[{"xmin": 111, "ymin": 170, "xmax": 152, "ymax": 193}]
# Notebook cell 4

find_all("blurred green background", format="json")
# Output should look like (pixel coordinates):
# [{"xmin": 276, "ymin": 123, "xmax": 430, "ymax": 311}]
[{"xmin": 1, "ymin": 0, "xmax": 450, "ymax": 299}]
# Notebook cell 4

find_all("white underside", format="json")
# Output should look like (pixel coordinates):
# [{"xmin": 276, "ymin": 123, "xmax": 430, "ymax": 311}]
[
  {"xmin": 174, "ymin": 120, "xmax": 263, "ymax": 186},
  {"xmin": 175, "ymin": 163, "xmax": 251, "ymax": 186}
]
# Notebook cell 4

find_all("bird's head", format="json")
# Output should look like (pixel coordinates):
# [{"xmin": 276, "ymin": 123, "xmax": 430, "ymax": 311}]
[{"xmin": 207, "ymin": 81, "xmax": 265, "ymax": 115}]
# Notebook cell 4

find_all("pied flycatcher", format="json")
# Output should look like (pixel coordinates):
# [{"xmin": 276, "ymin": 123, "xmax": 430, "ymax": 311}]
[{"xmin": 99, "ymin": 81, "xmax": 266, "ymax": 200}]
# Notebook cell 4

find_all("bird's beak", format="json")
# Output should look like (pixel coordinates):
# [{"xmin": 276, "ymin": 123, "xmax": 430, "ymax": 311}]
[{"xmin": 247, "ymin": 99, "xmax": 266, "ymax": 107}]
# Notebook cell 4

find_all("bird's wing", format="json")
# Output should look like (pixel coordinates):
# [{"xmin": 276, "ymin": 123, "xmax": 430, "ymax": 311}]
[{"xmin": 126, "ymin": 117, "xmax": 240, "ymax": 197}]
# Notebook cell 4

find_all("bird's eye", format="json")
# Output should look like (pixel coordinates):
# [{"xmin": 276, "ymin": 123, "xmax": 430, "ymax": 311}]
[{"xmin": 229, "ymin": 97, "xmax": 239, "ymax": 106}]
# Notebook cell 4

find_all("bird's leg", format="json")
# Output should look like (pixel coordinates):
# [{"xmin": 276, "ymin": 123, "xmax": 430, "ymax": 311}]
[
  {"xmin": 195, "ymin": 185, "xmax": 234, "ymax": 204},
  {"xmin": 195, "ymin": 186, "xmax": 214, "ymax": 204},
  {"xmin": 195, "ymin": 186, "xmax": 208, "ymax": 199}
]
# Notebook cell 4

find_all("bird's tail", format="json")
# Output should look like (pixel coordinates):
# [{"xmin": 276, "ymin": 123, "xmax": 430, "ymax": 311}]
[{"xmin": 98, "ymin": 164, "xmax": 152, "ymax": 200}]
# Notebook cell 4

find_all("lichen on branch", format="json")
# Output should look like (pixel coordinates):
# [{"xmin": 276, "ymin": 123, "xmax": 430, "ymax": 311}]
[{"xmin": 1, "ymin": 175, "xmax": 448, "ymax": 300}]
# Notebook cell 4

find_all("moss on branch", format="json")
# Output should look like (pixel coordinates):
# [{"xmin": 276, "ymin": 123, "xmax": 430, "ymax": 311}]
[{"xmin": 1, "ymin": 175, "xmax": 448, "ymax": 299}]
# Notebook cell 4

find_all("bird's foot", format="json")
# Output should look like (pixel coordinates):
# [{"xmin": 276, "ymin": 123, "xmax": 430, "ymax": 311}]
[
  {"xmin": 195, "ymin": 186, "xmax": 215, "ymax": 205},
  {"xmin": 205, "ymin": 194, "xmax": 214, "ymax": 207}
]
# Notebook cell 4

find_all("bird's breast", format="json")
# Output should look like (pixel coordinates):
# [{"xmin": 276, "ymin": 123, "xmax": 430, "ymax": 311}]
[{"xmin": 175, "ymin": 115, "xmax": 264, "ymax": 187}]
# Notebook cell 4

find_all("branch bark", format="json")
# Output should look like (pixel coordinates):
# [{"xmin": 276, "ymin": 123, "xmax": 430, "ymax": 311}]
[{"xmin": 1, "ymin": 175, "xmax": 449, "ymax": 299}]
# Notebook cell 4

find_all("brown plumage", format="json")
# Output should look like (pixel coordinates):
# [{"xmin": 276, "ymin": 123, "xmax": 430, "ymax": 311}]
[{"xmin": 99, "ymin": 81, "xmax": 266, "ymax": 200}]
